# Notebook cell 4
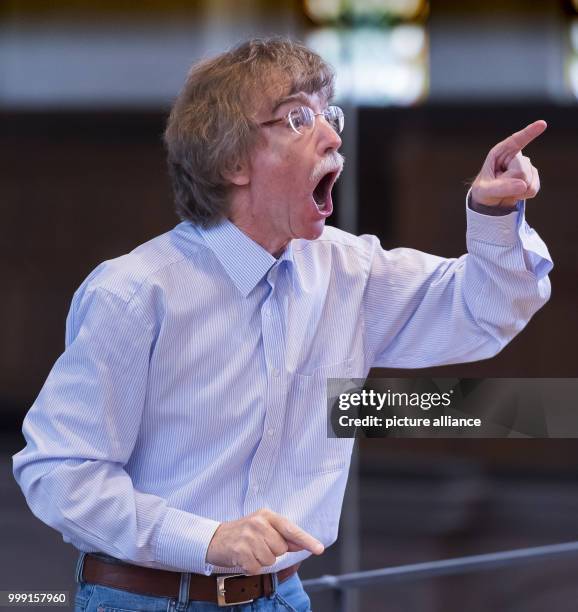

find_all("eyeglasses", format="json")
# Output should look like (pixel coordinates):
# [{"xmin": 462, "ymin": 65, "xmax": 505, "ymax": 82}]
[{"xmin": 260, "ymin": 105, "xmax": 344, "ymax": 135}]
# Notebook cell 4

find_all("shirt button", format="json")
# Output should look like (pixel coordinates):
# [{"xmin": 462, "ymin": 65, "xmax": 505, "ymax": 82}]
[
  {"xmin": 271, "ymin": 368, "xmax": 280, "ymax": 378},
  {"xmin": 267, "ymin": 428, "xmax": 275, "ymax": 437},
  {"xmin": 264, "ymin": 308, "xmax": 271, "ymax": 317},
  {"xmin": 252, "ymin": 484, "xmax": 259, "ymax": 493}
]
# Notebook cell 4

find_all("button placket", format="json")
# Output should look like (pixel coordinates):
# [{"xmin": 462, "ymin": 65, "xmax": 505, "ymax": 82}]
[{"xmin": 245, "ymin": 266, "xmax": 287, "ymax": 512}]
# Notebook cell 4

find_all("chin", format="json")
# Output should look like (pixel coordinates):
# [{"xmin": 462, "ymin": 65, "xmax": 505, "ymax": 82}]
[{"xmin": 300, "ymin": 220, "xmax": 326, "ymax": 241}]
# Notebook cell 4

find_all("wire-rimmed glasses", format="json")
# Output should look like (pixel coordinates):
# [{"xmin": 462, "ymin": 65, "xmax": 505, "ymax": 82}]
[{"xmin": 260, "ymin": 105, "xmax": 344, "ymax": 135}]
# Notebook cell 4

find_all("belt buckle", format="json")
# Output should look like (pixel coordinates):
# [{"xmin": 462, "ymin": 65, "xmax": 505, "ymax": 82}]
[{"xmin": 216, "ymin": 574, "xmax": 254, "ymax": 607}]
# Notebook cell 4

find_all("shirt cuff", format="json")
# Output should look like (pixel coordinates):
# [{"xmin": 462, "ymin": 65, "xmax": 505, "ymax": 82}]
[
  {"xmin": 465, "ymin": 188, "xmax": 522, "ymax": 246},
  {"xmin": 155, "ymin": 507, "xmax": 221, "ymax": 575}
]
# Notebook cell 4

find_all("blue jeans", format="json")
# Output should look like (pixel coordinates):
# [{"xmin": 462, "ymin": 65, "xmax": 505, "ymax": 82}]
[{"xmin": 74, "ymin": 552, "xmax": 312, "ymax": 612}]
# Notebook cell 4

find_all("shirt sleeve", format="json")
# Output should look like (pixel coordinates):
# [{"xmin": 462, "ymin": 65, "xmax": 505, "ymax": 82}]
[
  {"xmin": 12, "ymin": 285, "xmax": 220, "ymax": 575},
  {"xmin": 362, "ymin": 196, "xmax": 553, "ymax": 369}
]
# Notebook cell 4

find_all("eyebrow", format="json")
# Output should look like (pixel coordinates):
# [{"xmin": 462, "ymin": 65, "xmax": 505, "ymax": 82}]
[{"xmin": 270, "ymin": 93, "xmax": 312, "ymax": 116}]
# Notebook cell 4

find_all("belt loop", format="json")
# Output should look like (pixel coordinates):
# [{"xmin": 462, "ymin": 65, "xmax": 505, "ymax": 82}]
[
  {"xmin": 74, "ymin": 552, "xmax": 87, "ymax": 584},
  {"xmin": 176, "ymin": 571, "xmax": 191, "ymax": 611},
  {"xmin": 271, "ymin": 570, "xmax": 279, "ymax": 595}
]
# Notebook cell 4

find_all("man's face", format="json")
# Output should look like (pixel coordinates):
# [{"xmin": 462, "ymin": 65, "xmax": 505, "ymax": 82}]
[{"xmin": 229, "ymin": 88, "xmax": 343, "ymax": 255}]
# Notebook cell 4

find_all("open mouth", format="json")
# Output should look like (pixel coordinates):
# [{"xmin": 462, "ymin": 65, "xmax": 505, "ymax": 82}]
[{"xmin": 312, "ymin": 170, "xmax": 338, "ymax": 213}]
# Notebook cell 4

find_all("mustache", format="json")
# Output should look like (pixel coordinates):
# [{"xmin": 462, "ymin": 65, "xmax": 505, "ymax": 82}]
[{"xmin": 310, "ymin": 152, "xmax": 345, "ymax": 185}]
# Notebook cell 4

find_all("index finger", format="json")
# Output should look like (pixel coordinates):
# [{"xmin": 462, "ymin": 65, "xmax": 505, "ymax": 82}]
[
  {"xmin": 499, "ymin": 120, "xmax": 547, "ymax": 155},
  {"xmin": 268, "ymin": 514, "xmax": 324, "ymax": 555}
]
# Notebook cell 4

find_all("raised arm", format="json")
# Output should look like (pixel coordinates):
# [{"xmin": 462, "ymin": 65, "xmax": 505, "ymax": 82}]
[{"xmin": 362, "ymin": 121, "xmax": 552, "ymax": 369}]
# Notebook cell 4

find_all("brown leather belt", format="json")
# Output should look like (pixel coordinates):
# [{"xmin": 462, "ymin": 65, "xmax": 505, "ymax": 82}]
[{"xmin": 82, "ymin": 554, "xmax": 301, "ymax": 607}]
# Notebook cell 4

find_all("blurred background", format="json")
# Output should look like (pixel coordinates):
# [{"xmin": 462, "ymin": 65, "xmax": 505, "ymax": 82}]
[{"xmin": 1, "ymin": 0, "xmax": 578, "ymax": 610}]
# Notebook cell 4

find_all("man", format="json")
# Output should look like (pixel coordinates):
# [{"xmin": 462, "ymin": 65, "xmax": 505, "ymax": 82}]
[{"xmin": 12, "ymin": 37, "xmax": 551, "ymax": 611}]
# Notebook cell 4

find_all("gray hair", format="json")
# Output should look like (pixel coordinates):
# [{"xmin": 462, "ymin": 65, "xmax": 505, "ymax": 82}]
[{"xmin": 163, "ymin": 37, "xmax": 335, "ymax": 227}]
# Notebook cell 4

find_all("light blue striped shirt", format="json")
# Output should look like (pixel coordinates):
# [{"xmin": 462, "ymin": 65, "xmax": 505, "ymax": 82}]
[{"xmin": 13, "ymin": 199, "xmax": 552, "ymax": 575}]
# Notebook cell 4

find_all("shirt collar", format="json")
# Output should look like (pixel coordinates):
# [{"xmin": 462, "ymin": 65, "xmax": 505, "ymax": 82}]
[
  {"xmin": 280, "ymin": 241, "xmax": 302, "ymax": 293},
  {"xmin": 196, "ymin": 218, "xmax": 299, "ymax": 297}
]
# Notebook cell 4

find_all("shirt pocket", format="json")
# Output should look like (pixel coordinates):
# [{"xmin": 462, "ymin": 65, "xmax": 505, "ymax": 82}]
[{"xmin": 288, "ymin": 359, "xmax": 355, "ymax": 475}]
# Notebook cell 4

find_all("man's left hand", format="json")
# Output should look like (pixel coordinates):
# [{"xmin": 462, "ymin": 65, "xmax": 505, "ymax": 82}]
[{"xmin": 471, "ymin": 120, "xmax": 547, "ymax": 211}]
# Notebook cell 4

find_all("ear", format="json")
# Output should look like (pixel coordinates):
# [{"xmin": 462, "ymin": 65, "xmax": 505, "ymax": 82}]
[{"xmin": 222, "ymin": 160, "xmax": 250, "ymax": 186}]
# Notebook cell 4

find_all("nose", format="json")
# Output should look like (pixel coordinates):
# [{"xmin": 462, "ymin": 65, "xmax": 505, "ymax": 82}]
[{"xmin": 316, "ymin": 116, "xmax": 342, "ymax": 155}]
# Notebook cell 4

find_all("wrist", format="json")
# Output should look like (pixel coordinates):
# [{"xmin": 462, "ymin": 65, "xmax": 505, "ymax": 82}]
[{"xmin": 468, "ymin": 192, "xmax": 518, "ymax": 216}]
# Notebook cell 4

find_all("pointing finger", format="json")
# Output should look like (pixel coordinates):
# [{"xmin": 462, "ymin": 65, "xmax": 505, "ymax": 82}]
[
  {"xmin": 496, "ymin": 120, "xmax": 547, "ymax": 159},
  {"xmin": 268, "ymin": 514, "xmax": 324, "ymax": 555}
]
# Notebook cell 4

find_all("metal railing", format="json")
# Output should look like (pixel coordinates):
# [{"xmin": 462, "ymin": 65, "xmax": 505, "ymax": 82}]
[{"xmin": 302, "ymin": 540, "xmax": 578, "ymax": 611}]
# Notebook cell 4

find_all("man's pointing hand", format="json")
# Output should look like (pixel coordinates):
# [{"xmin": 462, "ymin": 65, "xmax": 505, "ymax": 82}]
[
  {"xmin": 206, "ymin": 508, "xmax": 324, "ymax": 575},
  {"xmin": 471, "ymin": 120, "xmax": 547, "ymax": 210}
]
